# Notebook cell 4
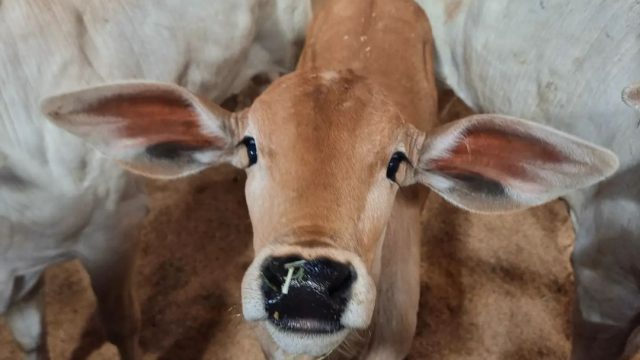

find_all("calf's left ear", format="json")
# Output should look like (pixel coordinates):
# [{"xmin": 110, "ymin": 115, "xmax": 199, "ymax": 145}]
[
  {"xmin": 623, "ymin": 83, "xmax": 640, "ymax": 111},
  {"xmin": 41, "ymin": 81, "xmax": 240, "ymax": 179},
  {"xmin": 411, "ymin": 115, "xmax": 619, "ymax": 213}
]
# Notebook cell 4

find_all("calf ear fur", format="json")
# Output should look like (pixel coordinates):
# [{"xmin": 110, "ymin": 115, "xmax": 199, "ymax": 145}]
[
  {"xmin": 42, "ymin": 81, "xmax": 238, "ymax": 179},
  {"xmin": 413, "ymin": 114, "xmax": 618, "ymax": 212}
]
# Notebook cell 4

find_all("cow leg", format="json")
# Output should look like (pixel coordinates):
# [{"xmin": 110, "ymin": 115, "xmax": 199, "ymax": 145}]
[
  {"xmin": 80, "ymin": 237, "xmax": 141, "ymax": 360},
  {"xmin": 5, "ymin": 276, "xmax": 49, "ymax": 360},
  {"xmin": 566, "ymin": 170, "xmax": 640, "ymax": 360},
  {"xmin": 364, "ymin": 187, "xmax": 426, "ymax": 359}
]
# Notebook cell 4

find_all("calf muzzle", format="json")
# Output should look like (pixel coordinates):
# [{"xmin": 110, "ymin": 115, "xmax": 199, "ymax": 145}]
[{"xmin": 261, "ymin": 256, "xmax": 355, "ymax": 334}]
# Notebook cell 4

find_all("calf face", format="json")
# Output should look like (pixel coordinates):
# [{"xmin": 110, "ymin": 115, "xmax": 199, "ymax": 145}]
[
  {"xmin": 42, "ymin": 70, "xmax": 618, "ymax": 355},
  {"xmin": 239, "ymin": 72, "xmax": 406, "ymax": 354}
]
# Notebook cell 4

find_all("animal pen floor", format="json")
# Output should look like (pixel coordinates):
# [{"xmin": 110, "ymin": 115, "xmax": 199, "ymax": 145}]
[{"xmin": 0, "ymin": 96, "xmax": 578, "ymax": 359}]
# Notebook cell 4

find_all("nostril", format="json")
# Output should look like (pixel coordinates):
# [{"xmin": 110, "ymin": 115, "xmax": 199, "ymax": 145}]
[
  {"xmin": 302, "ymin": 258, "xmax": 355, "ymax": 300},
  {"xmin": 328, "ymin": 266, "xmax": 356, "ymax": 298},
  {"xmin": 261, "ymin": 256, "xmax": 305, "ymax": 296},
  {"xmin": 262, "ymin": 263, "xmax": 283, "ymax": 292},
  {"xmin": 261, "ymin": 257, "xmax": 356, "ymax": 297}
]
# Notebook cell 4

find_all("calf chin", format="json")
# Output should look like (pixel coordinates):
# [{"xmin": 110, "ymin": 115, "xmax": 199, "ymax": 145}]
[{"xmin": 266, "ymin": 323, "xmax": 349, "ymax": 356}]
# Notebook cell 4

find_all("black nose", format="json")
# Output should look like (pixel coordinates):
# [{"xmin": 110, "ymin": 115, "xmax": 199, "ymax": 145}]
[{"xmin": 261, "ymin": 256, "xmax": 356, "ymax": 334}]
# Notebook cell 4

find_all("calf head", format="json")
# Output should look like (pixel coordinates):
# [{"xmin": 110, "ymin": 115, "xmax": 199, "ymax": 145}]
[{"xmin": 42, "ymin": 71, "xmax": 618, "ymax": 357}]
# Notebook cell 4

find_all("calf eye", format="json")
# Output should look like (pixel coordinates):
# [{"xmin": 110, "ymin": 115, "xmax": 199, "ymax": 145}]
[
  {"xmin": 386, "ymin": 151, "xmax": 408, "ymax": 182},
  {"xmin": 241, "ymin": 136, "xmax": 258, "ymax": 166}
]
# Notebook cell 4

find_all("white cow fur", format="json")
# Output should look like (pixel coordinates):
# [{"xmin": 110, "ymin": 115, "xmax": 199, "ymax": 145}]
[
  {"xmin": 417, "ymin": 0, "xmax": 640, "ymax": 358},
  {"xmin": 0, "ymin": 0, "xmax": 309, "ymax": 357}
]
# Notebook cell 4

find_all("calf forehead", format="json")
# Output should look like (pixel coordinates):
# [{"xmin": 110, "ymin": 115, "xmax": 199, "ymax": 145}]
[{"xmin": 250, "ymin": 70, "xmax": 403, "ymax": 167}]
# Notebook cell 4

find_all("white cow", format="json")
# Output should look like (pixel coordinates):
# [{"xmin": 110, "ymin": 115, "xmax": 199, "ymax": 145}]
[
  {"xmin": 0, "ymin": 0, "xmax": 310, "ymax": 358},
  {"xmin": 417, "ymin": 0, "xmax": 640, "ymax": 358}
]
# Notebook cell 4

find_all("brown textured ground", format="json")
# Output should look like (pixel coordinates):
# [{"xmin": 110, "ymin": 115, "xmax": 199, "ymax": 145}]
[{"xmin": 0, "ymin": 96, "xmax": 577, "ymax": 359}]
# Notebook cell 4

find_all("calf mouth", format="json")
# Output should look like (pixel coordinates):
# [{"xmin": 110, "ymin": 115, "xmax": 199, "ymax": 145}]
[
  {"xmin": 269, "ymin": 317, "xmax": 343, "ymax": 334},
  {"xmin": 241, "ymin": 245, "xmax": 376, "ymax": 356},
  {"xmin": 265, "ymin": 322, "xmax": 350, "ymax": 357}
]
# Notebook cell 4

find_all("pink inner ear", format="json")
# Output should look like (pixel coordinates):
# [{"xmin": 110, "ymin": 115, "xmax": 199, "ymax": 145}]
[
  {"xmin": 429, "ymin": 128, "xmax": 565, "ymax": 183},
  {"xmin": 87, "ymin": 91, "xmax": 225, "ymax": 148}
]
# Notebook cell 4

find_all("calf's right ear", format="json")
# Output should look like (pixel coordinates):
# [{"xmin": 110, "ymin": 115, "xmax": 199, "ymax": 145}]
[
  {"xmin": 411, "ymin": 114, "xmax": 619, "ymax": 213},
  {"xmin": 41, "ymin": 81, "xmax": 243, "ymax": 179}
]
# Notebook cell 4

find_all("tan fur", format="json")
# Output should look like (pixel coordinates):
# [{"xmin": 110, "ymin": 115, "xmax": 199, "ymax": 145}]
[
  {"xmin": 244, "ymin": 0, "xmax": 437, "ymax": 246},
  {"xmin": 241, "ymin": 0, "xmax": 437, "ymax": 357},
  {"xmin": 298, "ymin": 0, "xmax": 438, "ymax": 132}
]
